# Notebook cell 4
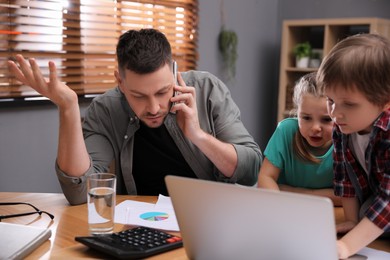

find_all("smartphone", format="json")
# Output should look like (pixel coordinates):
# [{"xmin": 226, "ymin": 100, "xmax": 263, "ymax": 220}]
[
  {"xmin": 172, "ymin": 61, "xmax": 180, "ymax": 111},
  {"xmin": 173, "ymin": 60, "xmax": 178, "ymax": 87}
]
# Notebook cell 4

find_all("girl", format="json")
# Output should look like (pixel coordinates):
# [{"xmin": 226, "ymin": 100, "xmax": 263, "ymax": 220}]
[{"xmin": 258, "ymin": 72, "xmax": 340, "ymax": 206}]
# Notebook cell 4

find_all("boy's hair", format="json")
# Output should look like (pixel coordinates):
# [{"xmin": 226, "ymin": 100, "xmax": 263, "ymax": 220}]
[
  {"xmin": 291, "ymin": 72, "xmax": 323, "ymax": 164},
  {"xmin": 317, "ymin": 33, "xmax": 390, "ymax": 107},
  {"xmin": 116, "ymin": 28, "xmax": 173, "ymax": 76}
]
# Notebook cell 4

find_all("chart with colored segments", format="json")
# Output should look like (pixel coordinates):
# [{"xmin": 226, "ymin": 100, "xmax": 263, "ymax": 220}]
[{"xmin": 140, "ymin": 212, "xmax": 169, "ymax": 221}]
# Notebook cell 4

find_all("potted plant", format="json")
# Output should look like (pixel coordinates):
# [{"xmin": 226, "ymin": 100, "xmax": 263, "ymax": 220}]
[
  {"xmin": 309, "ymin": 49, "xmax": 322, "ymax": 68},
  {"xmin": 218, "ymin": 0, "xmax": 238, "ymax": 81},
  {"xmin": 219, "ymin": 27, "xmax": 238, "ymax": 81},
  {"xmin": 293, "ymin": 42, "xmax": 312, "ymax": 68}
]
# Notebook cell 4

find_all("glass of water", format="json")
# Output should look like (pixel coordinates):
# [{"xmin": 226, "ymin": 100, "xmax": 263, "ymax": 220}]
[{"xmin": 87, "ymin": 173, "xmax": 116, "ymax": 235}]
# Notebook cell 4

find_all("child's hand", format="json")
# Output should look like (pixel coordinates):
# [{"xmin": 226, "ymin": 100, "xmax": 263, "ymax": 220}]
[
  {"xmin": 337, "ymin": 240, "xmax": 350, "ymax": 259},
  {"xmin": 336, "ymin": 221, "xmax": 356, "ymax": 234}
]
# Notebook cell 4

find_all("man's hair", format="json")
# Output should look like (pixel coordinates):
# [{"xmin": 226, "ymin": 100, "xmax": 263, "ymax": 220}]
[
  {"xmin": 291, "ymin": 72, "xmax": 323, "ymax": 164},
  {"xmin": 317, "ymin": 33, "xmax": 390, "ymax": 107},
  {"xmin": 116, "ymin": 28, "xmax": 173, "ymax": 76}
]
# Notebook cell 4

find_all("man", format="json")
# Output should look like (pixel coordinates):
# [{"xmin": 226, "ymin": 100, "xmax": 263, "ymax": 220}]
[{"xmin": 8, "ymin": 29, "xmax": 262, "ymax": 205}]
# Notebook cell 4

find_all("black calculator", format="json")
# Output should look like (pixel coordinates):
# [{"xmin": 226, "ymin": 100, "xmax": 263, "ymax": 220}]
[{"xmin": 75, "ymin": 226, "xmax": 183, "ymax": 259}]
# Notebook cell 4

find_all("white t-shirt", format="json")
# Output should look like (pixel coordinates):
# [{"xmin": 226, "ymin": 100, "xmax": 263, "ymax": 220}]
[{"xmin": 349, "ymin": 132, "xmax": 370, "ymax": 175}]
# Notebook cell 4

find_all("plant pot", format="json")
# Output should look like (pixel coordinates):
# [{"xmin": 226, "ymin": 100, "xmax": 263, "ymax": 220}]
[
  {"xmin": 309, "ymin": 58, "xmax": 321, "ymax": 68},
  {"xmin": 296, "ymin": 56, "xmax": 310, "ymax": 68}
]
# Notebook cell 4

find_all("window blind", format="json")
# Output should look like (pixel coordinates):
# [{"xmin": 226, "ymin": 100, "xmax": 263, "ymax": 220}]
[{"xmin": 0, "ymin": 0, "xmax": 198, "ymax": 99}]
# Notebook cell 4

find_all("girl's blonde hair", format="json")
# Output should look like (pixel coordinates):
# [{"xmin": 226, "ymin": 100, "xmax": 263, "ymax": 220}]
[{"xmin": 291, "ymin": 72, "xmax": 323, "ymax": 164}]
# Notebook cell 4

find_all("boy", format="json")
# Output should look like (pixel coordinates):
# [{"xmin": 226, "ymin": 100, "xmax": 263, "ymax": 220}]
[{"xmin": 317, "ymin": 33, "xmax": 390, "ymax": 259}]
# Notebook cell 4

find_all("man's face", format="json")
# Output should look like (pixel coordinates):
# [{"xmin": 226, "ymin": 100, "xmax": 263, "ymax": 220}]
[
  {"xmin": 325, "ymin": 84, "xmax": 388, "ymax": 134},
  {"xmin": 116, "ymin": 63, "xmax": 174, "ymax": 128}
]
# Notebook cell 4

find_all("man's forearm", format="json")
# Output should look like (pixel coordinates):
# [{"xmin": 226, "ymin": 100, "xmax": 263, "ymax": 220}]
[
  {"xmin": 191, "ymin": 131, "xmax": 237, "ymax": 178},
  {"xmin": 57, "ymin": 103, "xmax": 90, "ymax": 176}
]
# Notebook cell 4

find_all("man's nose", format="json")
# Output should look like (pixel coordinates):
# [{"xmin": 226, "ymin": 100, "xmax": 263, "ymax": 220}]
[{"xmin": 147, "ymin": 98, "xmax": 160, "ymax": 114}]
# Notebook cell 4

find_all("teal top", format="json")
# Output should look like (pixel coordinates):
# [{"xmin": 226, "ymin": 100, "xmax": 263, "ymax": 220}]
[{"xmin": 264, "ymin": 118, "xmax": 333, "ymax": 189}]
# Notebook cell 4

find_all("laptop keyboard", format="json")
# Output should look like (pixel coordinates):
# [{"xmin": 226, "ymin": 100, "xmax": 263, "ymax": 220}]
[{"xmin": 75, "ymin": 226, "xmax": 183, "ymax": 259}]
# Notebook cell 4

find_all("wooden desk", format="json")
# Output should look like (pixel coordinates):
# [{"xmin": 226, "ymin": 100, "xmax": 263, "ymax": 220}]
[
  {"xmin": 0, "ymin": 192, "xmax": 185, "ymax": 259},
  {"xmin": 0, "ymin": 192, "xmax": 389, "ymax": 259}
]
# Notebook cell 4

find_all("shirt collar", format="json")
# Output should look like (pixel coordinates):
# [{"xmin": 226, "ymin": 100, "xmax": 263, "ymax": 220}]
[
  {"xmin": 118, "ymin": 86, "xmax": 138, "ymax": 121},
  {"xmin": 373, "ymin": 108, "xmax": 390, "ymax": 132}
]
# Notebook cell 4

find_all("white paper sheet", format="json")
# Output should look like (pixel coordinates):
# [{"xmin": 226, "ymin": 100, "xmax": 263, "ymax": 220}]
[
  {"xmin": 350, "ymin": 247, "xmax": 390, "ymax": 260},
  {"xmin": 114, "ymin": 194, "xmax": 179, "ymax": 231}
]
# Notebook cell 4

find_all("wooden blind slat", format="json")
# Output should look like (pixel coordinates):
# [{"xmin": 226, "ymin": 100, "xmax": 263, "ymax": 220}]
[
  {"xmin": 0, "ymin": 0, "xmax": 198, "ymax": 99},
  {"xmin": 9, "ymin": 0, "xmax": 64, "ymax": 11}
]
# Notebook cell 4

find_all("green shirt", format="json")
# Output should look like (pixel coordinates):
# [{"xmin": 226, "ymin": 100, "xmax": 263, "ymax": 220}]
[{"xmin": 264, "ymin": 118, "xmax": 333, "ymax": 189}]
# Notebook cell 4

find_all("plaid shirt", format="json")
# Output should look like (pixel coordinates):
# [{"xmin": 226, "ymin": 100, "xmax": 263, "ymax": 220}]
[{"xmin": 333, "ymin": 109, "xmax": 390, "ymax": 232}]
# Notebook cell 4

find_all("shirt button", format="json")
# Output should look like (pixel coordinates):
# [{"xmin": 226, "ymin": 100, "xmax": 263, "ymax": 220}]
[
  {"xmin": 130, "ymin": 118, "xmax": 134, "ymax": 122},
  {"xmin": 124, "ymin": 135, "xmax": 128, "ymax": 139},
  {"xmin": 72, "ymin": 178, "xmax": 80, "ymax": 184}
]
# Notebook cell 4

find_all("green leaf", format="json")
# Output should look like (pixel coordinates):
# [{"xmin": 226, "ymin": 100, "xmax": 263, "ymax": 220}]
[{"xmin": 218, "ymin": 29, "xmax": 238, "ymax": 79}]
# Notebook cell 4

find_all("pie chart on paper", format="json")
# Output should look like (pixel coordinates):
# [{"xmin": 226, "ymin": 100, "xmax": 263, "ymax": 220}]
[{"xmin": 139, "ymin": 212, "xmax": 169, "ymax": 221}]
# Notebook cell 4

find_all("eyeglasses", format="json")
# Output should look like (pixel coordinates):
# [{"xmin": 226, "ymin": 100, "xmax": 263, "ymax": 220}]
[{"xmin": 0, "ymin": 202, "xmax": 55, "ymax": 222}]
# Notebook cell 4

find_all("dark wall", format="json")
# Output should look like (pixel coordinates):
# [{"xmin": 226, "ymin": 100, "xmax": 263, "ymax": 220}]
[
  {"xmin": 197, "ymin": 0, "xmax": 279, "ymax": 150},
  {"xmin": 0, "ymin": 101, "xmax": 90, "ymax": 192}
]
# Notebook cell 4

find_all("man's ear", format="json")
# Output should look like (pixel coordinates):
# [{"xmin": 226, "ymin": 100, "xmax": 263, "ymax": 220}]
[{"xmin": 114, "ymin": 70, "xmax": 124, "ymax": 92}]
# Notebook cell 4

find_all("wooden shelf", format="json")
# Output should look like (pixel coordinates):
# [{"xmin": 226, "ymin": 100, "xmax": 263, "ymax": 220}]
[{"xmin": 277, "ymin": 18, "xmax": 390, "ymax": 122}]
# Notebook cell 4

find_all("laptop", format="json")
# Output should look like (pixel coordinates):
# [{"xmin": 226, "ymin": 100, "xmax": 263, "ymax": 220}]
[
  {"xmin": 0, "ymin": 222, "xmax": 51, "ymax": 260},
  {"xmin": 165, "ymin": 175, "xmax": 338, "ymax": 260}
]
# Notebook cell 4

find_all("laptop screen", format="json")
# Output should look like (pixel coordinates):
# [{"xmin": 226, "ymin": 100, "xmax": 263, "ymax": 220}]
[{"xmin": 165, "ymin": 175, "xmax": 338, "ymax": 260}]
